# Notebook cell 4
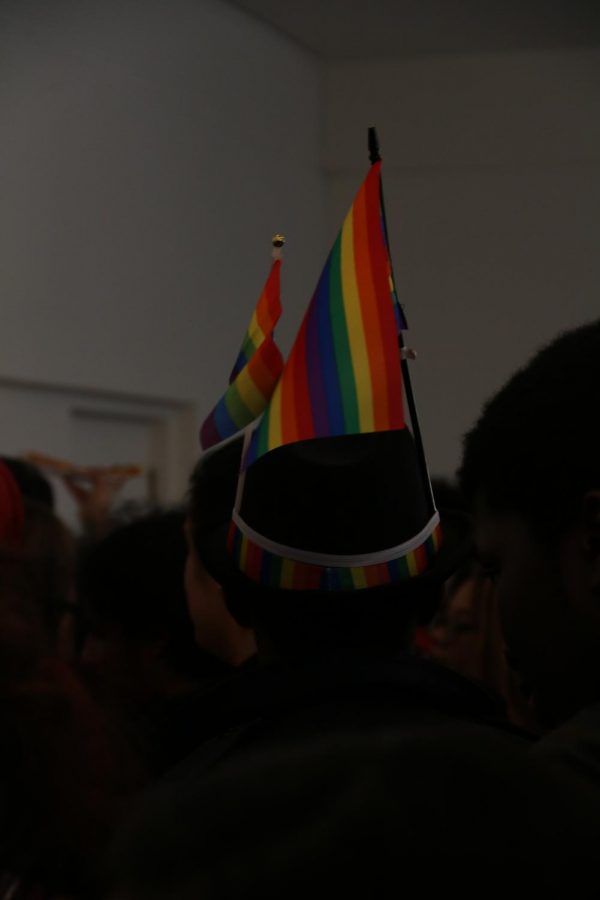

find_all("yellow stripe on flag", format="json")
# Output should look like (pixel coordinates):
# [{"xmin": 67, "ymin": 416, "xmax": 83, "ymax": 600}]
[
  {"xmin": 341, "ymin": 210, "xmax": 374, "ymax": 432},
  {"xmin": 351, "ymin": 567, "xmax": 368, "ymax": 590},
  {"xmin": 267, "ymin": 381, "xmax": 283, "ymax": 450},
  {"xmin": 407, "ymin": 552, "xmax": 418, "ymax": 578},
  {"xmin": 236, "ymin": 366, "xmax": 269, "ymax": 417},
  {"xmin": 280, "ymin": 558, "xmax": 295, "ymax": 589},
  {"xmin": 247, "ymin": 311, "xmax": 266, "ymax": 346}
]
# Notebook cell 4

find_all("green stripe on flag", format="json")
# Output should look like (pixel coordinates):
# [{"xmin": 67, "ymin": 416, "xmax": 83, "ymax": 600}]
[
  {"xmin": 329, "ymin": 237, "xmax": 359, "ymax": 432},
  {"xmin": 224, "ymin": 384, "xmax": 254, "ymax": 428}
]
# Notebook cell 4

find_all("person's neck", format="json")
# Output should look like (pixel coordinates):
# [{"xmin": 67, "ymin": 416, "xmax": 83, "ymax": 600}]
[{"xmin": 255, "ymin": 630, "xmax": 413, "ymax": 668}]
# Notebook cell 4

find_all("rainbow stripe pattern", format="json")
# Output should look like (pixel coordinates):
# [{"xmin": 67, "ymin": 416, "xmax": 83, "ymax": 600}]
[
  {"xmin": 244, "ymin": 161, "xmax": 405, "ymax": 468},
  {"xmin": 227, "ymin": 519, "xmax": 443, "ymax": 592},
  {"xmin": 200, "ymin": 260, "xmax": 284, "ymax": 450},
  {"xmin": 228, "ymin": 259, "xmax": 283, "ymax": 382}
]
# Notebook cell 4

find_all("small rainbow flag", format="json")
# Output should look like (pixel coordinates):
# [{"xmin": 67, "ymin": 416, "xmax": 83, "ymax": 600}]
[
  {"xmin": 244, "ymin": 161, "xmax": 405, "ymax": 468},
  {"xmin": 200, "ymin": 258, "xmax": 284, "ymax": 450},
  {"xmin": 228, "ymin": 258, "xmax": 283, "ymax": 382}
]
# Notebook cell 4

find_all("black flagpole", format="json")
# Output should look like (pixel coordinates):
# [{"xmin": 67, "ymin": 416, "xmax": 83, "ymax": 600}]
[{"xmin": 368, "ymin": 126, "xmax": 435, "ymax": 515}]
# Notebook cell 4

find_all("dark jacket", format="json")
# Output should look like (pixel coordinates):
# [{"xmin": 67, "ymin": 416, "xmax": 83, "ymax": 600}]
[
  {"xmin": 166, "ymin": 648, "xmax": 530, "ymax": 778},
  {"xmin": 533, "ymin": 702, "xmax": 600, "ymax": 799}
]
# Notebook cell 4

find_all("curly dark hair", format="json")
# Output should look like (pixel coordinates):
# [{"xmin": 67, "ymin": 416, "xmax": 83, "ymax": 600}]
[{"xmin": 458, "ymin": 319, "xmax": 600, "ymax": 537}]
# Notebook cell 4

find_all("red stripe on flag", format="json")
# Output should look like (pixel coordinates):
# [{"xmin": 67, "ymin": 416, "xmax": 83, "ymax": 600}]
[
  {"xmin": 280, "ymin": 318, "xmax": 314, "ymax": 446},
  {"xmin": 246, "ymin": 337, "xmax": 284, "ymax": 397},
  {"xmin": 290, "ymin": 318, "xmax": 314, "ymax": 443},
  {"xmin": 292, "ymin": 560, "xmax": 321, "ymax": 590},
  {"xmin": 364, "ymin": 164, "xmax": 404, "ymax": 430},
  {"xmin": 367, "ymin": 562, "xmax": 390, "ymax": 587},
  {"xmin": 255, "ymin": 260, "xmax": 281, "ymax": 335},
  {"xmin": 413, "ymin": 543, "xmax": 427, "ymax": 573},
  {"xmin": 245, "ymin": 538, "xmax": 263, "ymax": 582}
]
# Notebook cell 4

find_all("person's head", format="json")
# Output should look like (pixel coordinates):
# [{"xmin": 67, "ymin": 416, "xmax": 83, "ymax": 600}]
[
  {"xmin": 183, "ymin": 517, "xmax": 256, "ymax": 667},
  {"xmin": 187, "ymin": 436, "xmax": 468, "ymax": 662},
  {"xmin": 0, "ymin": 473, "xmax": 77, "ymax": 667},
  {"xmin": 459, "ymin": 320, "xmax": 600, "ymax": 728},
  {"xmin": 78, "ymin": 510, "xmax": 224, "ymax": 708}
]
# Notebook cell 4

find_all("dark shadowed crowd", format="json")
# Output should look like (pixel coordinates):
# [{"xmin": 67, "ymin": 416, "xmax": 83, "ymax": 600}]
[{"xmin": 1, "ymin": 320, "xmax": 599, "ymax": 899}]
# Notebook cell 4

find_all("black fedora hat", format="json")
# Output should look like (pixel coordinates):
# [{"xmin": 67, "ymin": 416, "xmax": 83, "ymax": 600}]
[{"xmin": 189, "ymin": 431, "xmax": 471, "ymax": 595}]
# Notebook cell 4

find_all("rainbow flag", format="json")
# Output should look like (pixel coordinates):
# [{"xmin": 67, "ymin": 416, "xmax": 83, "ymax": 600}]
[
  {"xmin": 244, "ymin": 161, "xmax": 405, "ymax": 467},
  {"xmin": 229, "ymin": 259, "xmax": 282, "ymax": 382},
  {"xmin": 200, "ymin": 259, "xmax": 284, "ymax": 450}
]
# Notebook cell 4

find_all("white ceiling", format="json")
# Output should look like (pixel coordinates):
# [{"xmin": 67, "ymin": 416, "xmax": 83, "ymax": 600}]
[{"xmin": 228, "ymin": 0, "xmax": 600, "ymax": 59}]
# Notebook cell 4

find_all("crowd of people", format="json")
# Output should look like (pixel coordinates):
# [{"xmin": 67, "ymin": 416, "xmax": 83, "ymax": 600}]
[{"xmin": 0, "ymin": 318, "xmax": 599, "ymax": 899}]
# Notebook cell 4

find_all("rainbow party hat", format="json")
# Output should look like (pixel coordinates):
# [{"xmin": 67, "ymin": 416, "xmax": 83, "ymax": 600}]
[
  {"xmin": 200, "ymin": 237, "xmax": 285, "ymax": 450},
  {"xmin": 226, "ymin": 129, "xmax": 444, "ymax": 592}
]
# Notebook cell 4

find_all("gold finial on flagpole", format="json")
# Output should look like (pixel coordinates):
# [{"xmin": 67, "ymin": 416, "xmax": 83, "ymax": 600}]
[{"xmin": 272, "ymin": 234, "xmax": 285, "ymax": 260}]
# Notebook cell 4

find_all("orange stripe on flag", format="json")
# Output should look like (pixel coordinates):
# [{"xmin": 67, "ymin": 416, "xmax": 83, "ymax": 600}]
[
  {"xmin": 413, "ymin": 543, "xmax": 427, "ymax": 573},
  {"xmin": 246, "ymin": 337, "xmax": 284, "ymax": 398},
  {"xmin": 353, "ymin": 178, "xmax": 391, "ymax": 432},
  {"xmin": 254, "ymin": 260, "xmax": 281, "ymax": 336}
]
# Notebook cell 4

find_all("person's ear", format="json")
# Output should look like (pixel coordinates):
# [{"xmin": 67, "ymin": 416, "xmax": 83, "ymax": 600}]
[{"xmin": 581, "ymin": 491, "xmax": 600, "ymax": 590}]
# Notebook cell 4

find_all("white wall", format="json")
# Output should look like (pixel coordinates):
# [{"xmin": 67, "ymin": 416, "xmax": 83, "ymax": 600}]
[
  {"xmin": 0, "ymin": 379, "xmax": 195, "ymax": 529},
  {"xmin": 3, "ymin": 7, "xmax": 599, "ymax": 489},
  {"xmin": 0, "ymin": 0, "xmax": 324, "ymax": 411},
  {"xmin": 325, "ymin": 49, "xmax": 600, "ymax": 477}
]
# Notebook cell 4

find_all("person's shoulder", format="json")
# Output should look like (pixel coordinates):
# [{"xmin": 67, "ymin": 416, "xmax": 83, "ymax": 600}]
[{"xmin": 533, "ymin": 703, "xmax": 600, "ymax": 782}]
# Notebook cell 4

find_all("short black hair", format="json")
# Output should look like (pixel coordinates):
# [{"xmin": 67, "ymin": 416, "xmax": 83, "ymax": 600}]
[
  {"xmin": 459, "ymin": 320, "xmax": 600, "ymax": 537},
  {"xmin": 223, "ymin": 572, "xmax": 427, "ymax": 651},
  {"xmin": 78, "ymin": 510, "xmax": 214, "ymax": 678}
]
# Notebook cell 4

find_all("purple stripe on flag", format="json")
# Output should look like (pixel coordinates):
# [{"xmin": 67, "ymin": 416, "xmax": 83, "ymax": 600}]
[{"xmin": 199, "ymin": 413, "xmax": 221, "ymax": 450}]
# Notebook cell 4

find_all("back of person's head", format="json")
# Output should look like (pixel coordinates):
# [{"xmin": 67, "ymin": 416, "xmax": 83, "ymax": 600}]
[
  {"xmin": 187, "ymin": 438, "xmax": 444, "ymax": 655},
  {"xmin": 459, "ymin": 319, "xmax": 600, "ymax": 537},
  {"xmin": 78, "ymin": 510, "xmax": 218, "ymax": 680},
  {"xmin": 108, "ymin": 729, "xmax": 595, "ymax": 900},
  {"xmin": 0, "ymin": 500, "xmax": 76, "ymax": 666}
]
